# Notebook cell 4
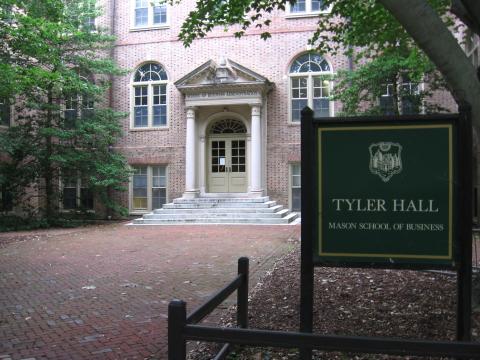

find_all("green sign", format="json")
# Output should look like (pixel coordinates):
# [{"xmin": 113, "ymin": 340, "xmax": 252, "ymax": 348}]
[{"xmin": 317, "ymin": 123, "xmax": 455, "ymax": 266}]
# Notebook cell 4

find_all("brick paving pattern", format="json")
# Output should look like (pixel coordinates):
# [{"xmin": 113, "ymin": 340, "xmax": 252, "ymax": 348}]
[{"xmin": 0, "ymin": 223, "xmax": 300, "ymax": 359}]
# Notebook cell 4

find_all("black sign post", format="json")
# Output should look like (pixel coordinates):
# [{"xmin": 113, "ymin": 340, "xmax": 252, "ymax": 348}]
[
  {"xmin": 300, "ymin": 107, "xmax": 472, "ymax": 359},
  {"xmin": 457, "ymin": 103, "xmax": 473, "ymax": 342}
]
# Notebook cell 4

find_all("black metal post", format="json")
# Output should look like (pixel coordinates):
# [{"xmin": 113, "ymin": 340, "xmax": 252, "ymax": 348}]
[
  {"xmin": 300, "ymin": 107, "xmax": 316, "ymax": 360},
  {"xmin": 168, "ymin": 300, "xmax": 187, "ymax": 360},
  {"xmin": 457, "ymin": 103, "xmax": 473, "ymax": 342},
  {"xmin": 237, "ymin": 257, "xmax": 249, "ymax": 329}
]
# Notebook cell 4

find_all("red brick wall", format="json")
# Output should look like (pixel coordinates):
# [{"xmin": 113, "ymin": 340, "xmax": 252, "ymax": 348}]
[{"xmin": 99, "ymin": 0, "xmax": 458, "ymax": 210}]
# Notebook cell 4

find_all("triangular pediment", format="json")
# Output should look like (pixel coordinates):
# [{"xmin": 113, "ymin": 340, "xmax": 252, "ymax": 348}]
[{"xmin": 175, "ymin": 58, "xmax": 272, "ymax": 93}]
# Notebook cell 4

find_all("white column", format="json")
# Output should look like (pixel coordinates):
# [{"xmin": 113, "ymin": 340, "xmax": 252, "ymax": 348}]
[
  {"xmin": 250, "ymin": 105, "xmax": 263, "ymax": 195},
  {"xmin": 183, "ymin": 107, "xmax": 199, "ymax": 198},
  {"xmin": 199, "ymin": 135, "xmax": 206, "ymax": 194}
]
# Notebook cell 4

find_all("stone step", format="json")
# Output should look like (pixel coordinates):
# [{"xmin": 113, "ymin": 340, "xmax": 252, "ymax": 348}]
[
  {"xmin": 163, "ymin": 200, "xmax": 277, "ymax": 209},
  {"xmin": 154, "ymin": 204, "xmax": 283, "ymax": 214},
  {"xmin": 173, "ymin": 196, "xmax": 270, "ymax": 204},
  {"xmin": 132, "ymin": 214, "xmax": 298, "ymax": 225},
  {"xmin": 131, "ymin": 196, "xmax": 297, "ymax": 225},
  {"xmin": 143, "ymin": 211, "xmax": 287, "ymax": 220}
]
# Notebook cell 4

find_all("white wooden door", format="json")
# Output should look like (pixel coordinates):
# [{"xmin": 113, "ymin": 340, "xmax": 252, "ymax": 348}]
[{"xmin": 208, "ymin": 138, "xmax": 247, "ymax": 193}]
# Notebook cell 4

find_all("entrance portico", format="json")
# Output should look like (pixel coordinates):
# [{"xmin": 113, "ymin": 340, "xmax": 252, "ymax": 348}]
[{"xmin": 175, "ymin": 58, "xmax": 273, "ymax": 198}]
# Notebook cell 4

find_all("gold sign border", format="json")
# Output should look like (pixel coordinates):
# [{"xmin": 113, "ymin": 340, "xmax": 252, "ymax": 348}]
[{"xmin": 318, "ymin": 124, "xmax": 453, "ymax": 260}]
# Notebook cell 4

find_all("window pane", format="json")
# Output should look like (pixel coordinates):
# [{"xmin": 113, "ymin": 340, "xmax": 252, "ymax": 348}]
[
  {"xmin": 291, "ymin": 0, "xmax": 306, "ymax": 12},
  {"xmin": 80, "ymin": 188, "xmax": 94, "ymax": 210},
  {"xmin": 401, "ymin": 96, "xmax": 420, "ymax": 115},
  {"xmin": 292, "ymin": 164, "xmax": 301, "ymax": 187},
  {"xmin": 132, "ymin": 166, "xmax": 147, "ymax": 210},
  {"xmin": 313, "ymin": 98, "xmax": 330, "ymax": 117},
  {"xmin": 152, "ymin": 188, "xmax": 166, "ymax": 209},
  {"xmin": 290, "ymin": 53, "xmax": 330, "ymax": 73},
  {"xmin": 1, "ymin": 187, "xmax": 13, "ymax": 212},
  {"xmin": 292, "ymin": 188, "xmax": 301, "ymax": 212},
  {"xmin": 63, "ymin": 188, "xmax": 77, "ymax": 210},
  {"xmin": 153, "ymin": 85, "xmax": 166, "ymax": 104},
  {"xmin": 291, "ymin": 99, "xmax": 308, "ymax": 122},
  {"xmin": 134, "ymin": 63, "xmax": 167, "ymax": 82},
  {"xmin": 135, "ymin": 8, "xmax": 148, "ymax": 27},
  {"xmin": 152, "ymin": 166, "xmax": 165, "ymax": 177},
  {"xmin": 291, "ymin": 164, "xmax": 301, "ymax": 211},
  {"xmin": 0, "ymin": 99, "xmax": 10, "ymax": 127},
  {"xmin": 311, "ymin": 0, "xmax": 323, "ymax": 11},
  {"xmin": 379, "ymin": 96, "xmax": 395, "ymax": 115},
  {"xmin": 153, "ymin": 4, "xmax": 167, "ymax": 24},
  {"xmin": 153, "ymin": 105, "xmax": 166, "ymax": 126},
  {"xmin": 134, "ymin": 107, "xmax": 148, "ymax": 127}
]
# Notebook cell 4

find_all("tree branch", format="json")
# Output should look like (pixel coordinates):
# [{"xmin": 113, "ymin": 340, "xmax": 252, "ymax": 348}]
[{"xmin": 378, "ymin": 0, "xmax": 480, "ymax": 127}]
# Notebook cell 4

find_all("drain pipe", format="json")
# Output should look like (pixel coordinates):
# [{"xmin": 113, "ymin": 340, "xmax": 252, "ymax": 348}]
[{"xmin": 106, "ymin": 0, "xmax": 117, "ymax": 220}]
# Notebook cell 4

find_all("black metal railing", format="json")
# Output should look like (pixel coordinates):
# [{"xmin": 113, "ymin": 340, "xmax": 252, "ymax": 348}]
[{"xmin": 168, "ymin": 257, "xmax": 480, "ymax": 360}]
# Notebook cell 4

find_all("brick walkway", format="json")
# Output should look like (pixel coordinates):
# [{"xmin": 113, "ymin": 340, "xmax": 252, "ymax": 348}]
[{"xmin": 0, "ymin": 223, "xmax": 300, "ymax": 360}]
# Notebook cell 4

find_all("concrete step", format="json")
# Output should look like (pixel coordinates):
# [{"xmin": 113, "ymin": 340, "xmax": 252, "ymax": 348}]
[
  {"xmin": 154, "ymin": 204, "xmax": 283, "ymax": 214},
  {"xmin": 143, "ymin": 211, "xmax": 286, "ymax": 220},
  {"xmin": 132, "ymin": 215, "xmax": 298, "ymax": 225},
  {"xmin": 162, "ymin": 200, "xmax": 277, "ymax": 209},
  {"xmin": 173, "ymin": 196, "xmax": 270, "ymax": 204},
  {"xmin": 131, "ymin": 196, "xmax": 297, "ymax": 225}
]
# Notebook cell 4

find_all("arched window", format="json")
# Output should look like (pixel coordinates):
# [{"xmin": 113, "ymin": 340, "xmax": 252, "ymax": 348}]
[
  {"xmin": 209, "ymin": 119, "xmax": 247, "ymax": 134},
  {"xmin": 132, "ymin": 63, "xmax": 168, "ymax": 128},
  {"xmin": 289, "ymin": 53, "xmax": 332, "ymax": 122}
]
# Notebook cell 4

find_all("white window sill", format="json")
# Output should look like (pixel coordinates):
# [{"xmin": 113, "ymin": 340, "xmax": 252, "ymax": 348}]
[
  {"xmin": 285, "ymin": 11, "xmax": 329, "ymax": 19},
  {"xmin": 129, "ymin": 126, "xmax": 169, "ymax": 132},
  {"xmin": 130, "ymin": 24, "xmax": 170, "ymax": 32},
  {"xmin": 60, "ymin": 209, "xmax": 95, "ymax": 214}
]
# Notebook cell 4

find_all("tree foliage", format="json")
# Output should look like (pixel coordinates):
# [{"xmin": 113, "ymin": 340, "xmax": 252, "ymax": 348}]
[
  {"xmin": 176, "ymin": 0, "xmax": 454, "ymax": 115},
  {"xmin": 0, "ymin": 0, "xmax": 130, "ymax": 220}
]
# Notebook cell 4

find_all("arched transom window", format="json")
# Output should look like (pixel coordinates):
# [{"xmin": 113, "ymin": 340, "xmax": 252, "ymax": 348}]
[
  {"xmin": 210, "ymin": 119, "xmax": 247, "ymax": 134},
  {"xmin": 132, "ymin": 62, "xmax": 168, "ymax": 128},
  {"xmin": 289, "ymin": 53, "xmax": 332, "ymax": 122}
]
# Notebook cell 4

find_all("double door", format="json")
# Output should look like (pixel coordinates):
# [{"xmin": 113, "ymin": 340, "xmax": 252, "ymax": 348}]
[{"xmin": 208, "ymin": 138, "xmax": 247, "ymax": 193}]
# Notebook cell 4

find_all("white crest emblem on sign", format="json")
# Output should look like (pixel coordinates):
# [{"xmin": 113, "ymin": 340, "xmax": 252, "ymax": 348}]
[{"xmin": 369, "ymin": 142, "xmax": 403, "ymax": 182}]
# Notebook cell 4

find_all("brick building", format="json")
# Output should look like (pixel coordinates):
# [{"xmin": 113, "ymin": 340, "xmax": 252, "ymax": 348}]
[
  {"xmin": 1, "ymin": 1, "xmax": 467, "ymax": 221},
  {"xmin": 93, "ymin": 0, "xmax": 357, "ymax": 219}
]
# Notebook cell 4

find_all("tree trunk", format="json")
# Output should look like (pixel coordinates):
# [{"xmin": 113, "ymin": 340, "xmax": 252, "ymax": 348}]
[
  {"xmin": 379, "ymin": 0, "xmax": 480, "ymax": 309},
  {"xmin": 44, "ymin": 87, "xmax": 54, "ymax": 221},
  {"xmin": 378, "ymin": 0, "xmax": 480, "ymax": 126}
]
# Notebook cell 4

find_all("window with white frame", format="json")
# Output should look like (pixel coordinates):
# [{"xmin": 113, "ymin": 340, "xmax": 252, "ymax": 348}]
[
  {"xmin": 465, "ymin": 29, "xmax": 480, "ymax": 69},
  {"xmin": 131, "ymin": 165, "xmax": 167, "ymax": 212},
  {"xmin": 290, "ymin": 163, "xmax": 301, "ymax": 212},
  {"xmin": 289, "ymin": 53, "xmax": 332, "ymax": 122},
  {"xmin": 132, "ymin": 63, "xmax": 168, "ymax": 128},
  {"xmin": 62, "ymin": 172, "xmax": 94, "ymax": 210},
  {"xmin": 379, "ymin": 79, "xmax": 420, "ymax": 115},
  {"xmin": 64, "ymin": 93, "xmax": 95, "ymax": 128},
  {"xmin": 288, "ymin": 0, "xmax": 328, "ymax": 15},
  {"xmin": 83, "ymin": 0, "xmax": 96, "ymax": 30},
  {"xmin": 0, "ymin": 98, "xmax": 11, "ymax": 127},
  {"xmin": 133, "ymin": 0, "xmax": 167, "ymax": 28}
]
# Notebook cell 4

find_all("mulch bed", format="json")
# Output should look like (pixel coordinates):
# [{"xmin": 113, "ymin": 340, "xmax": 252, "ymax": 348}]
[{"xmin": 189, "ymin": 241, "xmax": 480, "ymax": 360}]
